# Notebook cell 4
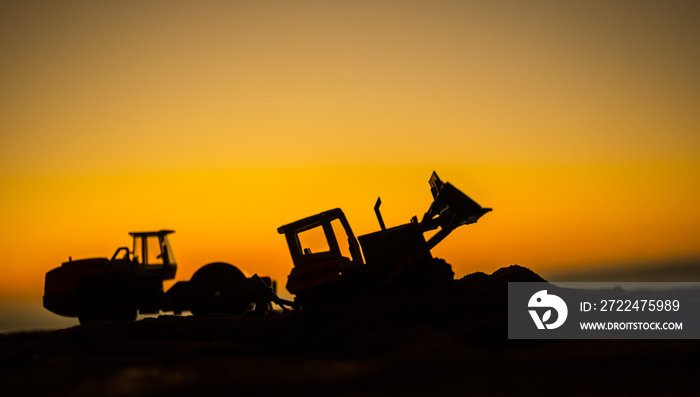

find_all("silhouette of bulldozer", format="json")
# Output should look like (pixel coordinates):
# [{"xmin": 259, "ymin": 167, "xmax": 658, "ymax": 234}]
[
  {"xmin": 278, "ymin": 171, "xmax": 491, "ymax": 308},
  {"xmin": 43, "ymin": 172, "xmax": 490, "ymax": 323}
]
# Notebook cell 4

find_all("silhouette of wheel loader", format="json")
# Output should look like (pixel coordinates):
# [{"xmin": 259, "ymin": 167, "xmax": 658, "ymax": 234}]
[
  {"xmin": 43, "ymin": 230, "xmax": 291, "ymax": 324},
  {"xmin": 277, "ymin": 171, "xmax": 491, "ymax": 308}
]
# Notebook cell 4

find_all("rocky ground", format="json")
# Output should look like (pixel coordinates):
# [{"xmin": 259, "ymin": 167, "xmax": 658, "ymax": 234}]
[{"xmin": 1, "ymin": 265, "xmax": 699, "ymax": 396}]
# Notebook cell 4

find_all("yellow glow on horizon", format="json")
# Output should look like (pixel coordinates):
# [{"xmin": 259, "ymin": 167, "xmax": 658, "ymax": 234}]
[
  {"xmin": 2, "ymin": 161, "xmax": 699, "ymax": 299},
  {"xmin": 1, "ymin": 2, "xmax": 699, "ymax": 300}
]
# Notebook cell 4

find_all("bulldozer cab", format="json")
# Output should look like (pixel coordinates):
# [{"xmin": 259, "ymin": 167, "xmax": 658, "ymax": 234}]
[
  {"xmin": 277, "ymin": 209, "xmax": 363, "ymax": 294},
  {"xmin": 128, "ymin": 230, "xmax": 177, "ymax": 280}
]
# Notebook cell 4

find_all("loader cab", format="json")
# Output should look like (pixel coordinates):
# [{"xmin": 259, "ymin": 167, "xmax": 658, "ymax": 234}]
[
  {"xmin": 128, "ymin": 230, "xmax": 177, "ymax": 280},
  {"xmin": 278, "ymin": 209, "xmax": 364, "ymax": 294}
]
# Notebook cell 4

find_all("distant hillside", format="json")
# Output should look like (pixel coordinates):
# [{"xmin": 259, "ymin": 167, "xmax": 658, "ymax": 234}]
[{"xmin": 543, "ymin": 257, "xmax": 700, "ymax": 282}]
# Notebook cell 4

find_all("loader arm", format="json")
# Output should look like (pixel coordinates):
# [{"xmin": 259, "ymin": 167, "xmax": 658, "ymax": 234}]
[{"xmin": 420, "ymin": 171, "xmax": 491, "ymax": 250}]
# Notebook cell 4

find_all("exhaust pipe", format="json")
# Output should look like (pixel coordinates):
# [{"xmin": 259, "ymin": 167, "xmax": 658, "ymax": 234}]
[{"xmin": 374, "ymin": 197, "xmax": 387, "ymax": 231}]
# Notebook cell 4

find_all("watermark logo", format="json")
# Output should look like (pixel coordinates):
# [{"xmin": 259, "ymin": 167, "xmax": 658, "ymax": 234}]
[{"xmin": 528, "ymin": 290, "xmax": 568, "ymax": 329}]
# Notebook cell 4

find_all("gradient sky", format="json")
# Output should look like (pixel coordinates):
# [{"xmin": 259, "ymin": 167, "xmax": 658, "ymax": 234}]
[{"xmin": 1, "ymin": 1, "xmax": 699, "ymax": 300}]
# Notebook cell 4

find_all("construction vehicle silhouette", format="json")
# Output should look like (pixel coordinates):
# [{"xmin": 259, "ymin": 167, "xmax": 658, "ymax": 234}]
[
  {"xmin": 43, "ymin": 171, "xmax": 489, "ymax": 323},
  {"xmin": 43, "ymin": 231, "xmax": 290, "ymax": 324},
  {"xmin": 278, "ymin": 171, "xmax": 490, "ymax": 307}
]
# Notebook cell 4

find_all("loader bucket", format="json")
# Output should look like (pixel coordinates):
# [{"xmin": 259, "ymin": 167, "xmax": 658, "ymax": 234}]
[{"xmin": 421, "ymin": 171, "xmax": 491, "ymax": 250}]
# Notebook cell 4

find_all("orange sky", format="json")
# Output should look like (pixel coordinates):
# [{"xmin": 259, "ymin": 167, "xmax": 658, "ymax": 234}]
[{"xmin": 1, "ymin": 1, "xmax": 699, "ymax": 300}]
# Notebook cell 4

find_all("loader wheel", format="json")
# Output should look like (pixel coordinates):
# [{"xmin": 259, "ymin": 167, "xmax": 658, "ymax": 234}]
[
  {"xmin": 189, "ymin": 262, "xmax": 254, "ymax": 316},
  {"xmin": 392, "ymin": 257, "xmax": 455, "ymax": 291}
]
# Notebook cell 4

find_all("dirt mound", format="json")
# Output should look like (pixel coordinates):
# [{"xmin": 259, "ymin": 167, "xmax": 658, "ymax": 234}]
[
  {"xmin": 491, "ymin": 264, "xmax": 547, "ymax": 282},
  {"xmin": 460, "ymin": 264, "xmax": 546, "ymax": 283}
]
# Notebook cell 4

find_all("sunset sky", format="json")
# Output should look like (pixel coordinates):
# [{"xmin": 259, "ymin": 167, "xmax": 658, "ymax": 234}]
[{"xmin": 1, "ymin": 1, "xmax": 699, "ymax": 302}]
